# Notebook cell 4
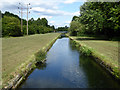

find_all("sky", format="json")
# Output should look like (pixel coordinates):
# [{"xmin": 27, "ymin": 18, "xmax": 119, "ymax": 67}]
[{"xmin": 0, "ymin": 0, "xmax": 85, "ymax": 28}]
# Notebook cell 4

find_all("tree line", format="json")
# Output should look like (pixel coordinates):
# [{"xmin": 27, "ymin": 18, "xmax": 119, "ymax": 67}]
[
  {"xmin": 69, "ymin": 2, "xmax": 120, "ymax": 38},
  {"xmin": 56, "ymin": 26, "xmax": 68, "ymax": 31},
  {"xmin": 1, "ymin": 11, "xmax": 68, "ymax": 37}
]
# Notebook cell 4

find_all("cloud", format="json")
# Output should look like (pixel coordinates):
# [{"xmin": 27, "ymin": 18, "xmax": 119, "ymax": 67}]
[
  {"xmin": 49, "ymin": 21, "xmax": 55, "ymax": 24},
  {"xmin": 40, "ymin": 15, "xmax": 52, "ymax": 19},
  {"xmin": 73, "ymin": 11, "xmax": 80, "ymax": 16},
  {"xmin": 63, "ymin": 0, "xmax": 87, "ymax": 4},
  {"xmin": 0, "ymin": 0, "xmax": 83, "ymax": 28},
  {"xmin": 0, "ymin": 0, "xmax": 79, "ymax": 16},
  {"xmin": 64, "ymin": 0, "xmax": 77, "ymax": 4},
  {"xmin": 64, "ymin": 21, "xmax": 71, "ymax": 24},
  {"xmin": 32, "ymin": 7, "xmax": 73, "ymax": 16}
]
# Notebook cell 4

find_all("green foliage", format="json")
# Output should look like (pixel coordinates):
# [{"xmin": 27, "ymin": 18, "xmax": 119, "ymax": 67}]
[
  {"xmin": 23, "ymin": 25, "xmax": 27, "ymax": 35},
  {"xmin": 2, "ymin": 33, "xmax": 60, "ymax": 86},
  {"xmin": 27, "ymin": 17, "xmax": 55, "ymax": 34},
  {"xmin": 35, "ymin": 18, "xmax": 48, "ymax": 26},
  {"xmin": 72, "ymin": 16, "xmax": 79, "ymax": 21},
  {"xmin": 69, "ymin": 2, "xmax": 120, "ymax": 38},
  {"xmin": 2, "ymin": 16, "xmax": 22, "ymax": 37},
  {"xmin": 69, "ymin": 19, "xmax": 85, "ymax": 36},
  {"xmin": 112, "ymin": 67, "xmax": 120, "ymax": 79},
  {"xmin": 2, "ymin": 11, "xmax": 55, "ymax": 37},
  {"xmin": 80, "ymin": 46, "xmax": 92, "ymax": 56},
  {"xmin": 35, "ymin": 50, "xmax": 46, "ymax": 62},
  {"xmin": 3, "ymin": 11, "xmax": 20, "ymax": 20},
  {"xmin": 56, "ymin": 26, "xmax": 68, "ymax": 32}
]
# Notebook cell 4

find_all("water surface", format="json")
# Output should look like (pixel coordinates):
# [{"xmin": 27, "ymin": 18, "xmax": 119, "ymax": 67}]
[{"xmin": 20, "ymin": 38, "xmax": 120, "ymax": 88}]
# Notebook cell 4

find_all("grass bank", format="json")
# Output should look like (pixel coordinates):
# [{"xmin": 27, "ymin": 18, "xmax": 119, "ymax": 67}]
[
  {"xmin": 68, "ymin": 35, "xmax": 120, "ymax": 80},
  {"xmin": 2, "ymin": 33, "xmax": 61, "ymax": 88}
]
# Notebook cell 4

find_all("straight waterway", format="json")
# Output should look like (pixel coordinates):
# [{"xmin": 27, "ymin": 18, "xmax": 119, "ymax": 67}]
[{"xmin": 20, "ymin": 37, "xmax": 120, "ymax": 88}]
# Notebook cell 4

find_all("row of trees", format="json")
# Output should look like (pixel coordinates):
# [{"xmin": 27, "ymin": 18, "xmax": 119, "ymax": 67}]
[
  {"xmin": 1, "ymin": 11, "xmax": 67, "ymax": 37},
  {"xmin": 56, "ymin": 26, "xmax": 68, "ymax": 31},
  {"xmin": 69, "ymin": 2, "xmax": 120, "ymax": 38},
  {"xmin": 23, "ymin": 18, "xmax": 55, "ymax": 35},
  {"xmin": 2, "ymin": 11, "xmax": 56, "ymax": 37}
]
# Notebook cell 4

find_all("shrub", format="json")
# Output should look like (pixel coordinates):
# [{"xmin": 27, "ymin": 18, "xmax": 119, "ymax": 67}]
[
  {"xmin": 35, "ymin": 50, "xmax": 46, "ymax": 62},
  {"xmin": 2, "ymin": 16, "xmax": 22, "ymax": 37},
  {"xmin": 80, "ymin": 46, "xmax": 92, "ymax": 56}
]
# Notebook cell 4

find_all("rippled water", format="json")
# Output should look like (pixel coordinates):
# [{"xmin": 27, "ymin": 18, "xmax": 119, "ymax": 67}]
[{"xmin": 20, "ymin": 38, "xmax": 120, "ymax": 88}]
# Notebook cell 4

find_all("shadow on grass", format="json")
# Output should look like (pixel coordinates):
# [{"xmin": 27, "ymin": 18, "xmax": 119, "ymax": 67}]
[
  {"xmin": 74, "ymin": 35, "xmax": 120, "ymax": 41},
  {"xmin": 76, "ymin": 37, "xmax": 109, "ymax": 41}
]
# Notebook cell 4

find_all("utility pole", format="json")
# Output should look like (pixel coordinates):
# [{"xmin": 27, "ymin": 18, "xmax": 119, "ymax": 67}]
[
  {"xmin": 18, "ymin": 3, "xmax": 23, "ymax": 33},
  {"xmin": 21, "ymin": 8, "xmax": 23, "ymax": 33},
  {"xmin": 27, "ymin": 4, "xmax": 28, "ymax": 35},
  {"xmin": 26, "ymin": 3, "xmax": 31, "ymax": 35},
  {"xmin": 18, "ymin": 3, "xmax": 32, "ymax": 35}
]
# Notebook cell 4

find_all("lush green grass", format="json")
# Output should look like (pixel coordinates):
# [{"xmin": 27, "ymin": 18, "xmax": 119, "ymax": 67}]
[
  {"xmin": 2, "ymin": 33, "xmax": 60, "ymax": 85},
  {"xmin": 69, "ymin": 36, "xmax": 120, "ymax": 78}
]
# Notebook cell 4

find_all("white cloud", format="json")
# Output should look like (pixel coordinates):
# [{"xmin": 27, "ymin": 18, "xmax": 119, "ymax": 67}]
[
  {"xmin": 32, "ymin": 7, "xmax": 73, "ymax": 16},
  {"xmin": 64, "ymin": 0, "xmax": 87, "ymax": 4},
  {"xmin": 65, "ymin": 21, "xmax": 71, "ymax": 24},
  {"xmin": 49, "ymin": 21, "xmax": 55, "ymax": 25},
  {"xmin": 40, "ymin": 15, "xmax": 52, "ymax": 19},
  {"xmin": 64, "ymin": 0, "xmax": 77, "ymax": 4},
  {"xmin": 73, "ymin": 11, "xmax": 80, "ymax": 16},
  {"xmin": 32, "ymin": 7, "xmax": 46, "ymax": 12},
  {"xmin": 0, "ymin": 0, "xmax": 83, "ymax": 28}
]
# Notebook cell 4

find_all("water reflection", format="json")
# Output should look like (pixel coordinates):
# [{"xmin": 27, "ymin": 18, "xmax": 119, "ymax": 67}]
[
  {"xmin": 20, "ymin": 38, "xmax": 120, "ymax": 88},
  {"xmin": 36, "ymin": 63, "xmax": 47, "ymax": 70},
  {"xmin": 69, "ymin": 40, "xmax": 77, "ymax": 51},
  {"xmin": 79, "ymin": 55, "xmax": 120, "ymax": 88}
]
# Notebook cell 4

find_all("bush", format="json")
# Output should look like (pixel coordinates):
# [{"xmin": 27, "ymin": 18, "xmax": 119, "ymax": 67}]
[
  {"xmin": 80, "ymin": 46, "xmax": 92, "ymax": 56},
  {"xmin": 69, "ymin": 20, "xmax": 86, "ymax": 36},
  {"xmin": 2, "ymin": 16, "xmax": 22, "ymax": 37},
  {"xmin": 35, "ymin": 50, "xmax": 46, "ymax": 62}
]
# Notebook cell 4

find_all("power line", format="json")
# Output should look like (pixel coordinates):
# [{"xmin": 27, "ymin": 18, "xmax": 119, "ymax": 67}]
[{"xmin": 18, "ymin": 3, "xmax": 32, "ymax": 35}]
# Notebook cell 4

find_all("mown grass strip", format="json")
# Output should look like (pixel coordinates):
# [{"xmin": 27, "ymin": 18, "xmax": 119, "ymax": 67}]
[
  {"xmin": 2, "ymin": 33, "xmax": 61, "ymax": 88},
  {"xmin": 68, "ymin": 35, "xmax": 120, "ymax": 80}
]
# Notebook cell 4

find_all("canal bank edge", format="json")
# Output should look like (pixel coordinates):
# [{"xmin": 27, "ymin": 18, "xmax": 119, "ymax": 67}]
[
  {"xmin": 67, "ymin": 35, "xmax": 120, "ymax": 81},
  {"xmin": 2, "ymin": 33, "xmax": 61, "ymax": 90}
]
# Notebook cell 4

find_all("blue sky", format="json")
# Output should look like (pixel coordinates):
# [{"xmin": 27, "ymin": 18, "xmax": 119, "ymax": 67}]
[{"xmin": 0, "ymin": 0, "xmax": 85, "ymax": 28}]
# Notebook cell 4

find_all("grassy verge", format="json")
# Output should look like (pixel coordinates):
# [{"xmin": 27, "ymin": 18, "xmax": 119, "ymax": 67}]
[
  {"xmin": 2, "ymin": 33, "xmax": 61, "ymax": 87},
  {"xmin": 68, "ymin": 35, "xmax": 120, "ymax": 79}
]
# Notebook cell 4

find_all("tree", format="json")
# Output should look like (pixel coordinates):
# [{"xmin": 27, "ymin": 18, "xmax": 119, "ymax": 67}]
[
  {"xmin": 40, "ymin": 18, "xmax": 48, "ymax": 26},
  {"xmin": 2, "ymin": 16, "xmax": 21, "ymax": 37},
  {"xmin": 69, "ymin": 2, "xmax": 120, "ymax": 38},
  {"xmin": 3, "ymin": 11, "xmax": 20, "ymax": 20},
  {"xmin": 72, "ymin": 16, "xmax": 79, "ymax": 21},
  {"xmin": 69, "ymin": 20, "xmax": 82, "ymax": 36},
  {"xmin": 56, "ymin": 27, "xmax": 68, "ymax": 31},
  {"xmin": 2, "ymin": 11, "xmax": 56, "ymax": 37}
]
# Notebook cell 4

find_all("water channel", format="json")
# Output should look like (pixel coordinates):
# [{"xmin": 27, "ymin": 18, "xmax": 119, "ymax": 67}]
[{"xmin": 20, "ymin": 37, "xmax": 120, "ymax": 88}]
